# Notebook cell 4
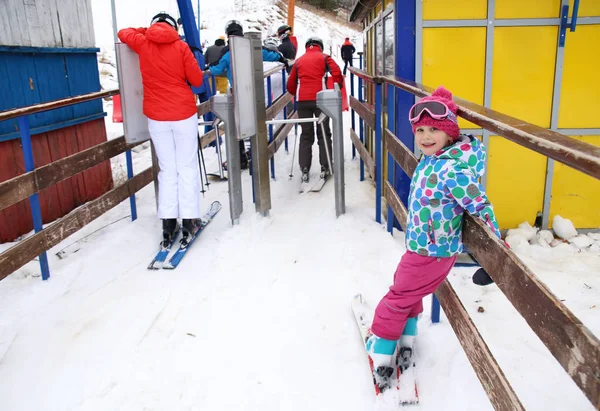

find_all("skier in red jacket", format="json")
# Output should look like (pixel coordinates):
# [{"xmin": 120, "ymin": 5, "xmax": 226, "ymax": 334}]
[
  {"xmin": 118, "ymin": 13, "xmax": 204, "ymax": 245},
  {"xmin": 286, "ymin": 37, "xmax": 343, "ymax": 183}
]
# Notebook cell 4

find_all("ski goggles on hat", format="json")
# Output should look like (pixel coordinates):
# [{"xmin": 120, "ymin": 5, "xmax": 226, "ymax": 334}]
[
  {"xmin": 409, "ymin": 101, "xmax": 457, "ymax": 124},
  {"xmin": 150, "ymin": 13, "xmax": 177, "ymax": 30}
]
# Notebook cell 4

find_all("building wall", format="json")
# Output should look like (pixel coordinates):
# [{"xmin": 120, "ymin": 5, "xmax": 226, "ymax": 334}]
[
  {"xmin": 0, "ymin": 0, "xmax": 95, "ymax": 48},
  {"xmin": 359, "ymin": 0, "xmax": 600, "ymax": 229},
  {"xmin": 0, "ymin": 0, "xmax": 113, "ymax": 242}
]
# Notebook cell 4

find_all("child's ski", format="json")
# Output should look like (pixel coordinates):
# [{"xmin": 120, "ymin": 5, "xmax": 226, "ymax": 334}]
[
  {"xmin": 351, "ymin": 293, "xmax": 419, "ymax": 407},
  {"xmin": 163, "ymin": 201, "xmax": 222, "ymax": 269}
]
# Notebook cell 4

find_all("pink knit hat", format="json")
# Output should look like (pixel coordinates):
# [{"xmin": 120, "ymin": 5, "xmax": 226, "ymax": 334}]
[{"xmin": 411, "ymin": 86, "xmax": 460, "ymax": 139}]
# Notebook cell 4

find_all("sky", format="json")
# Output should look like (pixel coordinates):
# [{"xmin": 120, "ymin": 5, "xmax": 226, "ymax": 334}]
[{"xmin": 0, "ymin": 0, "xmax": 598, "ymax": 410}]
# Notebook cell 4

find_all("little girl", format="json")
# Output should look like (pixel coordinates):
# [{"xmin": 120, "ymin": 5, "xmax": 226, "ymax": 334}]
[{"xmin": 366, "ymin": 86, "xmax": 501, "ymax": 390}]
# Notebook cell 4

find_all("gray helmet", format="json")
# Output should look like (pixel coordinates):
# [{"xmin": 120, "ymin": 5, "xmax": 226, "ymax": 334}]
[
  {"xmin": 150, "ymin": 12, "xmax": 177, "ymax": 30},
  {"xmin": 305, "ymin": 36, "xmax": 323, "ymax": 50},
  {"xmin": 263, "ymin": 37, "xmax": 280, "ymax": 51}
]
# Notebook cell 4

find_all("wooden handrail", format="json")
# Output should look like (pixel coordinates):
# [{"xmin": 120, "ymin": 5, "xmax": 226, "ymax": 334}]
[
  {"xmin": 268, "ymin": 111, "xmax": 298, "ymax": 158},
  {"xmin": 347, "ymin": 66, "xmax": 377, "ymax": 83},
  {"xmin": 0, "ymin": 167, "xmax": 153, "ymax": 281},
  {"xmin": 350, "ymin": 128, "xmax": 375, "ymax": 178},
  {"xmin": 0, "ymin": 89, "xmax": 120, "ymax": 122},
  {"xmin": 0, "ymin": 136, "xmax": 142, "ymax": 212},
  {"xmin": 380, "ymin": 75, "xmax": 600, "ymax": 181},
  {"xmin": 384, "ymin": 127, "xmax": 600, "ymax": 408},
  {"xmin": 349, "ymin": 96, "xmax": 375, "ymax": 130}
]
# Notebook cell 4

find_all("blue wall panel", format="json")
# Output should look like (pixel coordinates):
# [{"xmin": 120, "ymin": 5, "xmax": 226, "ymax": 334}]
[
  {"xmin": 0, "ymin": 47, "xmax": 102, "ymax": 141},
  {"xmin": 394, "ymin": 0, "xmax": 416, "ymax": 209}
]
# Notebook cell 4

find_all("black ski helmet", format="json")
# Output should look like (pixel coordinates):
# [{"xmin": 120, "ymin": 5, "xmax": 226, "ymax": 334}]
[
  {"xmin": 277, "ymin": 24, "xmax": 292, "ymax": 36},
  {"xmin": 305, "ymin": 36, "xmax": 323, "ymax": 50},
  {"xmin": 150, "ymin": 12, "xmax": 177, "ymax": 30},
  {"xmin": 225, "ymin": 20, "xmax": 244, "ymax": 37}
]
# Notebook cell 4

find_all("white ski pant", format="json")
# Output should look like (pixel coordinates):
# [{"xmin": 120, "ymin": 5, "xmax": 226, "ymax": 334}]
[{"xmin": 148, "ymin": 113, "xmax": 200, "ymax": 219}]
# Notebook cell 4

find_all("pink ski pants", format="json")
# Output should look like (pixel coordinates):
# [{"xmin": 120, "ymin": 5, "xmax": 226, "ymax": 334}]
[{"xmin": 371, "ymin": 251, "xmax": 457, "ymax": 341}]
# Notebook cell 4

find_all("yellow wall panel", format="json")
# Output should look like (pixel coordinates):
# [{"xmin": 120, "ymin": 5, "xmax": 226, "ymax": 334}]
[
  {"xmin": 422, "ymin": 28, "xmax": 486, "ymax": 129},
  {"xmin": 486, "ymin": 137, "xmax": 547, "ymax": 229},
  {"xmin": 384, "ymin": 0, "xmax": 393, "ymax": 9},
  {"xmin": 491, "ymin": 27, "xmax": 557, "ymax": 128},
  {"xmin": 423, "ymin": 0, "xmax": 487, "ymax": 20},
  {"xmin": 496, "ymin": 0, "xmax": 560, "ymax": 18},
  {"xmin": 558, "ymin": 25, "xmax": 600, "ymax": 128},
  {"xmin": 569, "ymin": 0, "xmax": 600, "ymax": 17},
  {"xmin": 549, "ymin": 136, "xmax": 600, "ymax": 229}
]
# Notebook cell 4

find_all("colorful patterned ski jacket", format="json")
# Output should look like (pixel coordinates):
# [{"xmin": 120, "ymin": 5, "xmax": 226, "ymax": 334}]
[{"xmin": 405, "ymin": 135, "xmax": 500, "ymax": 257}]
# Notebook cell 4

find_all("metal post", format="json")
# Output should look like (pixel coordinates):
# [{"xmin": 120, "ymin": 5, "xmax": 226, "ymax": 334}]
[
  {"xmin": 358, "ymin": 76, "xmax": 365, "ymax": 181},
  {"xmin": 18, "ymin": 116, "xmax": 50, "ymax": 280},
  {"xmin": 317, "ymin": 86, "xmax": 345, "ymax": 217},
  {"xmin": 282, "ymin": 68, "xmax": 289, "ymax": 153},
  {"xmin": 431, "ymin": 294, "xmax": 441, "ymax": 323},
  {"xmin": 374, "ymin": 81, "xmax": 383, "ymax": 224},
  {"xmin": 247, "ymin": 32, "xmax": 271, "ymax": 216},
  {"xmin": 211, "ymin": 94, "xmax": 242, "ymax": 224},
  {"xmin": 267, "ymin": 76, "xmax": 275, "ymax": 179},
  {"xmin": 110, "ymin": 0, "xmax": 138, "ymax": 222},
  {"xmin": 386, "ymin": 84, "xmax": 395, "ymax": 234},
  {"xmin": 350, "ymin": 71, "xmax": 356, "ymax": 159}
]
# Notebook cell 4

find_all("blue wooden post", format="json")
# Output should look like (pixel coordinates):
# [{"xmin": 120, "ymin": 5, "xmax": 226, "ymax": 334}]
[
  {"xmin": 18, "ymin": 116, "xmax": 50, "ymax": 281},
  {"xmin": 282, "ymin": 68, "xmax": 289, "ymax": 153},
  {"xmin": 358, "ymin": 77, "xmax": 364, "ymax": 182},
  {"xmin": 431, "ymin": 294, "xmax": 441, "ymax": 323},
  {"xmin": 125, "ymin": 150, "xmax": 137, "ymax": 221},
  {"xmin": 267, "ymin": 76, "xmax": 275, "ymax": 179},
  {"xmin": 374, "ymin": 81, "xmax": 382, "ymax": 224},
  {"xmin": 386, "ymin": 84, "xmax": 395, "ymax": 234},
  {"xmin": 350, "ymin": 71, "xmax": 356, "ymax": 159}
]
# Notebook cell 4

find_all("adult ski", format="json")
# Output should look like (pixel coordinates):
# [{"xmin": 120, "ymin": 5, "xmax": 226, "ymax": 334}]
[
  {"xmin": 351, "ymin": 293, "xmax": 419, "ymax": 407},
  {"xmin": 147, "ymin": 225, "xmax": 181, "ymax": 270},
  {"xmin": 163, "ymin": 201, "xmax": 222, "ymax": 269},
  {"xmin": 309, "ymin": 175, "xmax": 330, "ymax": 192}
]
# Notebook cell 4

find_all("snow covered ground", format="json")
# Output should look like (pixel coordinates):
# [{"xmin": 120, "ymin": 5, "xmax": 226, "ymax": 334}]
[{"xmin": 0, "ymin": 0, "xmax": 599, "ymax": 410}]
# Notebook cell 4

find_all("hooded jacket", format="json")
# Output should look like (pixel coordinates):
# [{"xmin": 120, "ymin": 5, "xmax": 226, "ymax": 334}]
[
  {"xmin": 405, "ymin": 135, "xmax": 500, "ymax": 257},
  {"xmin": 340, "ymin": 40, "xmax": 355, "ymax": 60},
  {"xmin": 286, "ymin": 45, "xmax": 343, "ymax": 101},
  {"xmin": 205, "ymin": 39, "xmax": 226, "ymax": 65},
  {"xmin": 118, "ymin": 23, "xmax": 203, "ymax": 121}
]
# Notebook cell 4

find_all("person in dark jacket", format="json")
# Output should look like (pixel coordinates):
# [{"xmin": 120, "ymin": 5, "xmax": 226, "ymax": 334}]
[
  {"xmin": 287, "ymin": 37, "xmax": 343, "ymax": 183},
  {"xmin": 277, "ymin": 24, "xmax": 296, "ymax": 72},
  {"xmin": 340, "ymin": 37, "xmax": 356, "ymax": 75},
  {"xmin": 205, "ymin": 36, "xmax": 228, "ymax": 93},
  {"xmin": 209, "ymin": 20, "xmax": 288, "ymax": 169}
]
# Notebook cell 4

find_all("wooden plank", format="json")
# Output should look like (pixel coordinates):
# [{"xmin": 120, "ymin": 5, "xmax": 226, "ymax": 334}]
[
  {"xmin": 385, "ymin": 128, "xmax": 417, "ymax": 176},
  {"xmin": 0, "ymin": 167, "xmax": 153, "ymax": 281},
  {"xmin": 0, "ymin": 136, "xmax": 139, "ymax": 211},
  {"xmin": 435, "ymin": 280, "xmax": 525, "ymax": 411},
  {"xmin": 381, "ymin": 75, "xmax": 600, "ymax": 181},
  {"xmin": 199, "ymin": 124, "xmax": 224, "ymax": 149},
  {"xmin": 350, "ymin": 128, "xmax": 375, "ymax": 178},
  {"xmin": 268, "ymin": 111, "xmax": 297, "ymax": 158},
  {"xmin": 383, "ymin": 180, "xmax": 407, "ymax": 230},
  {"xmin": 266, "ymin": 93, "xmax": 293, "ymax": 120},
  {"xmin": 349, "ymin": 95, "xmax": 375, "ymax": 130},
  {"xmin": 0, "ymin": 89, "xmax": 119, "ymax": 122},
  {"xmin": 197, "ymin": 100, "xmax": 211, "ymax": 117},
  {"xmin": 384, "ymin": 125, "xmax": 600, "ymax": 408},
  {"xmin": 463, "ymin": 215, "xmax": 600, "ymax": 408}
]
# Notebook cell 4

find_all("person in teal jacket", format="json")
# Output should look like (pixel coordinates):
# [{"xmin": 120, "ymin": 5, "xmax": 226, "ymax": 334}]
[
  {"xmin": 365, "ymin": 86, "xmax": 502, "ymax": 393},
  {"xmin": 208, "ymin": 20, "xmax": 289, "ymax": 168}
]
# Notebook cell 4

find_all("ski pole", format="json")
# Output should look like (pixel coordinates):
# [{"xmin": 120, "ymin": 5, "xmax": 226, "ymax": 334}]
[
  {"xmin": 198, "ymin": 133, "xmax": 210, "ymax": 191},
  {"xmin": 289, "ymin": 128, "xmax": 299, "ymax": 179},
  {"xmin": 213, "ymin": 118, "xmax": 225, "ymax": 179},
  {"xmin": 197, "ymin": 134, "xmax": 207, "ymax": 195},
  {"xmin": 319, "ymin": 114, "xmax": 334, "ymax": 174}
]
